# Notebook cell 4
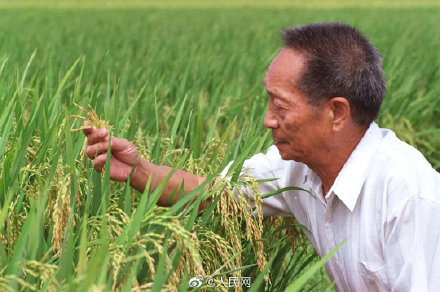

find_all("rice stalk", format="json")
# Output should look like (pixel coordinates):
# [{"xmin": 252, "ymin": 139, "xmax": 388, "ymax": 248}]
[
  {"xmin": 51, "ymin": 163, "xmax": 72, "ymax": 255},
  {"xmin": 6, "ymin": 199, "xmax": 26, "ymax": 256},
  {"xmin": 0, "ymin": 261, "xmax": 59, "ymax": 291}
]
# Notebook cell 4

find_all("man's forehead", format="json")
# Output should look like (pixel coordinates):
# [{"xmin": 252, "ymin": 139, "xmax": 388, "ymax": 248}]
[
  {"xmin": 263, "ymin": 48, "xmax": 305, "ymax": 89},
  {"xmin": 263, "ymin": 75, "xmax": 269, "ymax": 87},
  {"xmin": 262, "ymin": 74, "xmax": 280, "ymax": 94}
]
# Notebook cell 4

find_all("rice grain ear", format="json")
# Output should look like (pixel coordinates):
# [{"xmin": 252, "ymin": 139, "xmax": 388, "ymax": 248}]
[
  {"xmin": 70, "ymin": 103, "xmax": 113, "ymax": 134},
  {"xmin": 52, "ymin": 164, "xmax": 72, "ymax": 255},
  {"xmin": 237, "ymin": 172, "xmax": 266, "ymax": 272}
]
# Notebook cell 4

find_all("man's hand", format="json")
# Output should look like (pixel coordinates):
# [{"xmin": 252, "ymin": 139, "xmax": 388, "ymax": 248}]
[
  {"xmin": 82, "ymin": 121, "xmax": 139, "ymax": 182},
  {"xmin": 81, "ymin": 120, "xmax": 209, "ymax": 211}
]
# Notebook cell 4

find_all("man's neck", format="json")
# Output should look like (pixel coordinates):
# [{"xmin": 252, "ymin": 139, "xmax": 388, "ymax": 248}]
[{"xmin": 311, "ymin": 126, "xmax": 368, "ymax": 196}]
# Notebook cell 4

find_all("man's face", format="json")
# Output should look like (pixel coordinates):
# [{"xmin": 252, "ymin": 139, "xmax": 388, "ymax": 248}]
[{"xmin": 263, "ymin": 47, "xmax": 331, "ymax": 163}]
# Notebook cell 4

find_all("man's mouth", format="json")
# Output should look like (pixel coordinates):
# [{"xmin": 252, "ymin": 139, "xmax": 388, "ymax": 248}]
[{"xmin": 273, "ymin": 137, "xmax": 288, "ymax": 145}]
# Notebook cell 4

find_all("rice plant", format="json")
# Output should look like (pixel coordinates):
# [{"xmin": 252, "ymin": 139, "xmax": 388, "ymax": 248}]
[{"xmin": 0, "ymin": 1, "xmax": 439, "ymax": 291}]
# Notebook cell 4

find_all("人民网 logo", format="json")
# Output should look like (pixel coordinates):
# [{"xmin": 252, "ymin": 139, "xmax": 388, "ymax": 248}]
[{"xmin": 188, "ymin": 275, "xmax": 203, "ymax": 288}]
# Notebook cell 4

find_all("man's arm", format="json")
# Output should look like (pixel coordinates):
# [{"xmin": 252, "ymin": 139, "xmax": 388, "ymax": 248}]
[
  {"xmin": 82, "ymin": 121, "xmax": 208, "ymax": 210},
  {"xmin": 382, "ymin": 185, "xmax": 440, "ymax": 291},
  {"xmin": 130, "ymin": 158, "xmax": 207, "ymax": 206}
]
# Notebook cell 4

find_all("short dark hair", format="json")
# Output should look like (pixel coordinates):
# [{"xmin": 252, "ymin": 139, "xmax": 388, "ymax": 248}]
[{"xmin": 282, "ymin": 22, "xmax": 386, "ymax": 127}]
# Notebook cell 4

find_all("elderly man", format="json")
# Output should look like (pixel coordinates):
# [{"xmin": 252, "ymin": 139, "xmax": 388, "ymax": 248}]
[{"xmin": 83, "ymin": 23, "xmax": 440, "ymax": 291}]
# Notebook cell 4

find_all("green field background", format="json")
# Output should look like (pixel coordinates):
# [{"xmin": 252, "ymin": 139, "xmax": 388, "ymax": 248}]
[{"xmin": 0, "ymin": 1, "xmax": 439, "ymax": 291}]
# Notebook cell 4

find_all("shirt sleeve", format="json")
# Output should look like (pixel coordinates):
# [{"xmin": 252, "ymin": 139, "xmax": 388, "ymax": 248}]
[
  {"xmin": 220, "ymin": 145, "xmax": 293, "ymax": 217},
  {"xmin": 383, "ymin": 194, "xmax": 440, "ymax": 291}
]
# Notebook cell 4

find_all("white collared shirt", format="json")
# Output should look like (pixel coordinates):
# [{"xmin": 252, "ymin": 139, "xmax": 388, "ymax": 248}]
[{"xmin": 221, "ymin": 122, "xmax": 440, "ymax": 291}]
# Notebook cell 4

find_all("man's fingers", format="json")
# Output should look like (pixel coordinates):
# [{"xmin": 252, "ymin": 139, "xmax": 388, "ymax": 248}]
[
  {"xmin": 92, "ymin": 153, "xmax": 107, "ymax": 172},
  {"xmin": 85, "ymin": 142, "xmax": 109, "ymax": 159},
  {"xmin": 82, "ymin": 121, "xmax": 93, "ymax": 135},
  {"xmin": 85, "ymin": 137, "xmax": 133, "ymax": 160},
  {"xmin": 108, "ymin": 137, "xmax": 131, "ymax": 152},
  {"xmin": 87, "ymin": 128, "xmax": 109, "ymax": 145}
]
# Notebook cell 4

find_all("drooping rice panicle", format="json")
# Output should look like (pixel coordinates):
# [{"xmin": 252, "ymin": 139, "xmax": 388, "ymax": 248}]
[
  {"xmin": 2, "ymin": 4, "xmax": 438, "ymax": 291},
  {"xmin": 70, "ymin": 102, "xmax": 113, "ymax": 133}
]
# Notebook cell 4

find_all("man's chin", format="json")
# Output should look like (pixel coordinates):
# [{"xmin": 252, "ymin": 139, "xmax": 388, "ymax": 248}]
[
  {"xmin": 275, "ymin": 144, "xmax": 299, "ymax": 161},
  {"xmin": 276, "ymin": 146, "xmax": 293, "ymax": 160},
  {"xmin": 279, "ymin": 153, "xmax": 294, "ymax": 161},
  {"xmin": 275, "ymin": 142, "xmax": 289, "ymax": 154}
]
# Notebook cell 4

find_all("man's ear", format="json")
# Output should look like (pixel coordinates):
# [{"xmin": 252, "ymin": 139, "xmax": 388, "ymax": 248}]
[{"xmin": 328, "ymin": 97, "xmax": 350, "ymax": 131}]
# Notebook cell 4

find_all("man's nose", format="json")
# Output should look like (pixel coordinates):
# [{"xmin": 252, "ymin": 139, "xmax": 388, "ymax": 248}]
[{"xmin": 264, "ymin": 108, "xmax": 278, "ymax": 129}]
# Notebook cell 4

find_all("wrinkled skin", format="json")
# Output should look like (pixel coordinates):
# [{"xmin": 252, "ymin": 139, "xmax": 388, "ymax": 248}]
[
  {"xmin": 83, "ymin": 121, "xmax": 139, "ymax": 182},
  {"xmin": 263, "ymin": 47, "xmax": 332, "ymax": 165}
]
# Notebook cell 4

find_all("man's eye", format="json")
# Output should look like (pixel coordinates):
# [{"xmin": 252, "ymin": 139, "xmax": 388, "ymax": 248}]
[{"xmin": 274, "ymin": 103, "xmax": 285, "ymax": 110}]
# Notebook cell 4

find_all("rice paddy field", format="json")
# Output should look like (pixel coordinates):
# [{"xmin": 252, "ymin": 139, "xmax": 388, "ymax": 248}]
[{"xmin": 0, "ymin": 0, "xmax": 439, "ymax": 291}]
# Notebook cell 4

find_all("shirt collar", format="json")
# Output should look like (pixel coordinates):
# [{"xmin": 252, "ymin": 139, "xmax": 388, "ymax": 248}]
[{"xmin": 328, "ymin": 122, "xmax": 384, "ymax": 212}]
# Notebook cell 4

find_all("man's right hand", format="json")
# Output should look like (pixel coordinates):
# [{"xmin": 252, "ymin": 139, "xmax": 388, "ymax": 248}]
[
  {"xmin": 81, "ymin": 121, "xmax": 208, "ymax": 210},
  {"xmin": 82, "ymin": 121, "xmax": 139, "ymax": 182}
]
